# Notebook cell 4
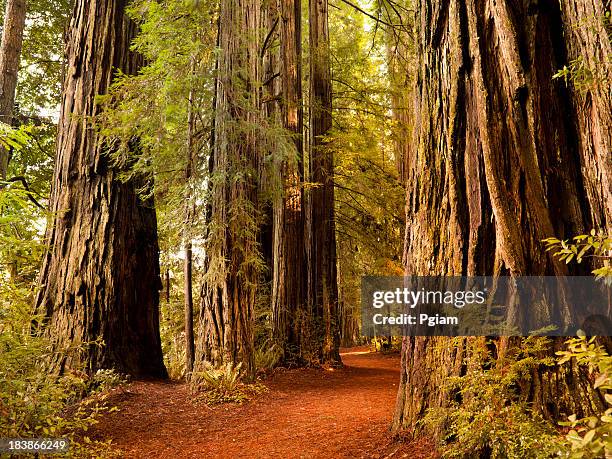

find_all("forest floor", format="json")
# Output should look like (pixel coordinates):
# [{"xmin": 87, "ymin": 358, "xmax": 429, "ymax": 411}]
[{"xmin": 90, "ymin": 347, "xmax": 435, "ymax": 458}]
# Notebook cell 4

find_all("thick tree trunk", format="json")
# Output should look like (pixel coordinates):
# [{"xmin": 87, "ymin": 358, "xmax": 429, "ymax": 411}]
[
  {"xmin": 271, "ymin": 0, "xmax": 309, "ymax": 363},
  {"xmin": 35, "ymin": 0, "xmax": 166, "ymax": 378},
  {"xmin": 196, "ymin": 0, "xmax": 262, "ymax": 380},
  {"xmin": 308, "ymin": 0, "xmax": 341, "ymax": 364},
  {"xmin": 393, "ymin": 0, "xmax": 610, "ymax": 435},
  {"xmin": 0, "ymin": 0, "xmax": 26, "ymax": 179},
  {"xmin": 558, "ymin": 0, "xmax": 612, "ymax": 233}
]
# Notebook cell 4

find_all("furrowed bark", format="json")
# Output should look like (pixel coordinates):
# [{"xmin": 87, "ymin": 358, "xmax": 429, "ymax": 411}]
[
  {"xmin": 35, "ymin": 0, "xmax": 167, "ymax": 378},
  {"xmin": 196, "ymin": 0, "xmax": 262, "ymax": 380},
  {"xmin": 271, "ymin": 0, "xmax": 309, "ymax": 363},
  {"xmin": 184, "ymin": 83, "xmax": 196, "ymax": 375},
  {"xmin": 308, "ymin": 0, "xmax": 341, "ymax": 364},
  {"xmin": 393, "ymin": 0, "xmax": 610, "ymax": 435}
]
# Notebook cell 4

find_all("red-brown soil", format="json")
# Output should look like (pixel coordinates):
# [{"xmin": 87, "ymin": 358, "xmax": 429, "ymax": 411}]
[{"xmin": 91, "ymin": 347, "xmax": 433, "ymax": 458}]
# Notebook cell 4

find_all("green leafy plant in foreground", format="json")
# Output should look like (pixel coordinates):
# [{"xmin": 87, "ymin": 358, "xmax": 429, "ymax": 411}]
[
  {"xmin": 557, "ymin": 337, "xmax": 612, "ymax": 458},
  {"xmin": 546, "ymin": 230, "xmax": 612, "ymax": 458},
  {"xmin": 544, "ymin": 230, "xmax": 612, "ymax": 281},
  {"xmin": 423, "ymin": 338, "xmax": 567, "ymax": 459}
]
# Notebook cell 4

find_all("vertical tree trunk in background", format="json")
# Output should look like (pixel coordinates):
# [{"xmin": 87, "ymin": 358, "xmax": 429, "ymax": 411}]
[
  {"xmin": 271, "ymin": 0, "xmax": 309, "ymax": 363},
  {"xmin": 308, "ymin": 0, "xmax": 340, "ymax": 364},
  {"xmin": 196, "ymin": 0, "xmax": 261, "ymax": 380},
  {"xmin": 183, "ymin": 239, "xmax": 195, "ymax": 373},
  {"xmin": 259, "ymin": 1, "xmax": 282, "ymax": 323},
  {"xmin": 393, "ymin": 0, "xmax": 610, "ymax": 435},
  {"xmin": 35, "ymin": 0, "xmax": 167, "ymax": 378},
  {"xmin": 165, "ymin": 268, "xmax": 171, "ymax": 303},
  {"xmin": 183, "ymin": 84, "xmax": 196, "ymax": 375},
  {"xmin": 0, "ymin": 0, "xmax": 26, "ymax": 179},
  {"xmin": 386, "ymin": 27, "xmax": 413, "ymax": 184},
  {"xmin": 261, "ymin": 0, "xmax": 281, "ymax": 337}
]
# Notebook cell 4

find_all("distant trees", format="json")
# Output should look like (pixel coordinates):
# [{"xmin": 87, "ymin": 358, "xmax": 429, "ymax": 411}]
[
  {"xmin": 194, "ymin": 0, "xmax": 345, "ymax": 372},
  {"xmin": 0, "ymin": 0, "xmax": 26, "ymax": 180},
  {"xmin": 35, "ymin": 0, "xmax": 166, "ymax": 378}
]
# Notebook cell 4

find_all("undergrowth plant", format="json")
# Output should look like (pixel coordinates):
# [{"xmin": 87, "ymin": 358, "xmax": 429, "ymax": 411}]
[
  {"xmin": 423, "ymin": 337, "xmax": 567, "ymax": 458},
  {"xmin": 557, "ymin": 337, "xmax": 612, "ymax": 458},
  {"xmin": 546, "ymin": 230, "xmax": 612, "ymax": 458},
  {"xmin": 544, "ymin": 230, "xmax": 612, "ymax": 282},
  {"xmin": 192, "ymin": 362, "xmax": 267, "ymax": 406}
]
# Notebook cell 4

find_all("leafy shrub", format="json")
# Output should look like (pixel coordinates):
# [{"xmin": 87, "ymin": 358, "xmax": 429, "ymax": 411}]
[
  {"xmin": 423, "ymin": 338, "xmax": 567, "ymax": 458},
  {"xmin": 198, "ymin": 362, "xmax": 242, "ymax": 392},
  {"xmin": 193, "ymin": 362, "xmax": 267, "ymax": 405},
  {"xmin": 544, "ymin": 230, "xmax": 612, "ymax": 281},
  {"xmin": 255, "ymin": 342, "xmax": 283, "ymax": 371},
  {"xmin": 557, "ymin": 337, "xmax": 612, "ymax": 458}
]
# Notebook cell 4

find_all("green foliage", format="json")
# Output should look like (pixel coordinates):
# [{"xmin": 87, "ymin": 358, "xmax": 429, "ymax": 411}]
[
  {"xmin": 255, "ymin": 342, "xmax": 283, "ymax": 371},
  {"xmin": 553, "ymin": 10, "xmax": 612, "ymax": 93},
  {"xmin": 329, "ymin": 2, "xmax": 407, "ymax": 342},
  {"xmin": 17, "ymin": 0, "xmax": 72, "ymax": 113},
  {"xmin": 0, "ymin": 123, "xmax": 119, "ymax": 457},
  {"xmin": 193, "ymin": 362, "xmax": 267, "ymax": 405},
  {"xmin": 557, "ymin": 337, "xmax": 612, "ymax": 458},
  {"xmin": 546, "ymin": 231, "xmax": 612, "ymax": 457},
  {"xmin": 370, "ymin": 336, "xmax": 400, "ymax": 353},
  {"xmin": 544, "ymin": 230, "xmax": 612, "ymax": 281},
  {"xmin": 0, "ymin": 281, "xmax": 121, "ymax": 457},
  {"xmin": 424, "ymin": 338, "xmax": 567, "ymax": 458},
  {"xmin": 99, "ymin": 0, "xmax": 216, "ymax": 234}
]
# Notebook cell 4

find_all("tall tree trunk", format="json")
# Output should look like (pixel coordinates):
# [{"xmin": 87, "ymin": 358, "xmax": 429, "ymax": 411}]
[
  {"xmin": 183, "ymin": 239, "xmax": 195, "ymax": 374},
  {"xmin": 0, "ymin": 0, "xmax": 26, "ymax": 179},
  {"xmin": 393, "ymin": 0, "xmax": 610, "ymax": 435},
  {"xmin": 35, "ymin": 0, "xmax": 167, "ymax": 379},
  {"xmin": 308, "ymin": 0, "xmax": 341, "ymax": 364},
  {"xmin": 183, "ymin": 84, "xmax": 196, "ymax": 375},
  {"xmin": 196, "ymin": 0, "xmax": 262, "ymax": 380},
  {"xmin": 271, "ymin": 0, "xmax": 309, "ymax": 363}
]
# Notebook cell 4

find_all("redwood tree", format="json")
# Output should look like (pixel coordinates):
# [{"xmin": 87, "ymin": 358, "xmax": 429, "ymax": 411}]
[
  {"xmin": 196, "ymin": 0, "xmax": 262, "ymax": 379},
  {"xmin": 308, "ymin": 0, "xmax": 341, "ymax": 364},
  {"xmin": 271, "ymin": 0, "xmax": 309, "ymax": 363},
  {"xmin": 35, "ymin": 0, "xmax": 167, "ymax": 378},
  {"xmin": 392, "ymin": 0, "xmax": 611, "ymax": 434}
]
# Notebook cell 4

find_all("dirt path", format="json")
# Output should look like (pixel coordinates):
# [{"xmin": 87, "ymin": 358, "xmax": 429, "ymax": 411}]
[{"xmin": 92, "ymin": 348, "xmax": 429, "ymax": 458}]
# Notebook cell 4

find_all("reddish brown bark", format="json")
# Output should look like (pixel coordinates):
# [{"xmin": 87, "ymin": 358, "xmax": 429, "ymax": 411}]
[
  {"xmin": 196, "ymin": 0, "xmax": 262, "ymax": 380},
  {"xmin": 393, "ymin": 0, "xmax": 610, "ymax": 434},
  {"xmin": 271, "ymin": 0, "xmax": 309, "ymax": 363},
  {"xmin": 35, "ymin": 0, "xmax": 166, "ymax": 378},
  {"xmin": 308, "ymin": 0, "xmax": 341, "ymax": 364}
]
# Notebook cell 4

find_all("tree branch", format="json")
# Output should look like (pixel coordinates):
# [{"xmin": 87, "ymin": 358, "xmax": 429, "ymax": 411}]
[{"xmin": 6, "ymin": 176, "xmax": 46, "ymax": 209}]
